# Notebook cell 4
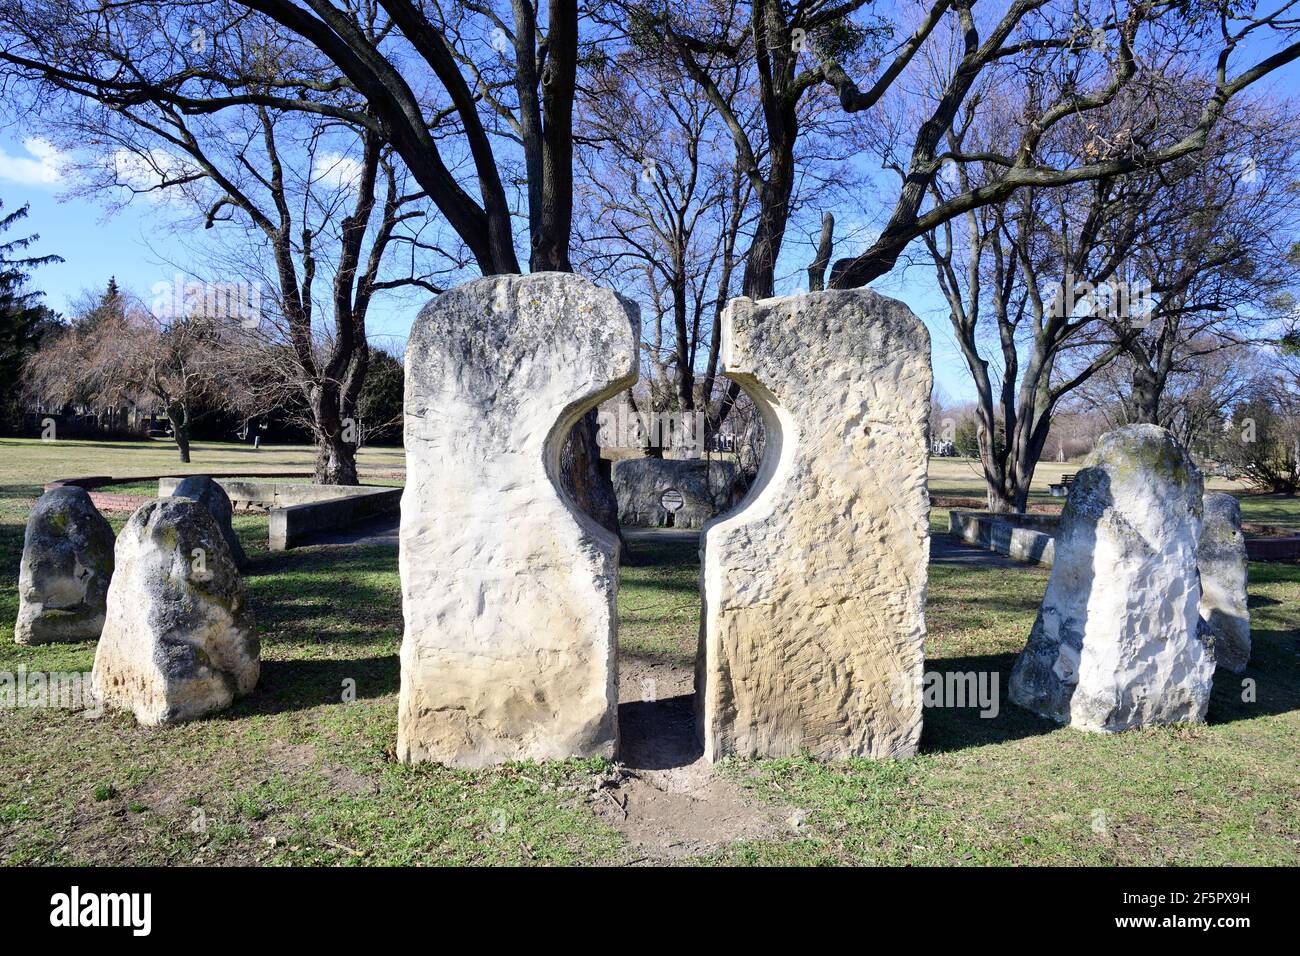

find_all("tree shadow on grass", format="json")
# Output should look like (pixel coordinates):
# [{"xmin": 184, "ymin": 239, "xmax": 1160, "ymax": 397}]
[
  {"xmin": 1206, "ymin": 628, "xmax": 1300, "ymax": 725},
  {"xmin": 919, "ymin": 651, "xmax": 1060, "ymax": 754},
  {"xmin": 620, "ymin": 576, "xmax": 702, "ymax": 600},
  {"xmin": 216, "ymin": 541, "xmax": 403, "ymax": 716},
  {"xmin": 244, "ymin": 544, "xmax": 402, "ymax": 650},
  {"xmin": 220, "ymin": 654, "xmax": 399, "ymax": 717},
  {"xmin": 922, "ymin": 629, "xmax": 1300, "ymax": 751},
  {"xmin": 622, "ymin": 537, "xmax": 700, "ymax": 570}
]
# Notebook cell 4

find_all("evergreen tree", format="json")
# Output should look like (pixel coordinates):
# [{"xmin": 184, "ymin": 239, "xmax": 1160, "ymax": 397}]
[
  {"xmin": 0, "ymin": 201, "xmax": 63, "ymax": 432},
  {"xmin": 78, "ymin": 276, "xmax": 125, "ymax": 332}
]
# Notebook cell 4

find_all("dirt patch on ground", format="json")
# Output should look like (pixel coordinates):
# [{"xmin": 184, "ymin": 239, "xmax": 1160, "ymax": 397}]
[{"xmin": 590, "ymin": 656, "xmax": 789, "ymax": 861}]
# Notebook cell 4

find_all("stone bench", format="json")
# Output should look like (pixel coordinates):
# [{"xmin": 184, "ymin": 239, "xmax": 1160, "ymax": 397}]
[
  {"xmin": 156, "ymin": 477, "xmax": 401, "ymax": 550},
  {"xmin": 949, "ymin": 510, "xmax": 1058, "ymax": 566}
]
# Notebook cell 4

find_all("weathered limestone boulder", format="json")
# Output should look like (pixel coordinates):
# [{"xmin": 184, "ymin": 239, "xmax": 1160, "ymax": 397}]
[
  {"xmin": 398, "ymin": 273, "xmax": 639, "ymax": 767},
  {"xmin": 14, "ymin": 487, "xmax": 115, "ymax": 645},
  {"xmin": 1198, "ymin": 491, "xmax": 1250, "ymax": 673},
  {"xmin": 697, "ymin": 290, "xmax": 932, "ymax": 761},
  {"xmin": 92, "ymin": 498, "xmax": 259, "ymax": 725},
  {"xmin": 1009, "ymin": 425, "xmax": 1214, "ymax": 731},
  {"xmin": 170, "ymin": 475, "xmax": 248, "ymax": 569},
  {"xmin": 613, "ymin": 457, "xmax": 741, "ymax": 529}
]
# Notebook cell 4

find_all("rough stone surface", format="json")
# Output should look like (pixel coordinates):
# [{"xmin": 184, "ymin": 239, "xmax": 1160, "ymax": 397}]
[
  {"xmin": 14, "ymin": 487, "xmax": 115, "ymax": 645},
  {"xmin": 92, "ymin": 498, "xmax": 259, "ymax": 725},
  {"xmin": 170, "ymin": 475, "xmax": 248, "ymax": 569},
  {"xmin": 1198, "ymin": 491, "xmax": 1250, "ymax": 673},
  {"xmin": 1009, "ymin": 425, "xmax": 1214, "ymax": 731},
  {"xmin": 613, "ymin": 457, "xmax": 741, "ymax": 529},
  {"xmin": 398, "ymin": 273, "xmax": 639, "ymax": 768},
  {"xmin": 697, "ymin": 289, "xmax": 932, "ymax": 761}
]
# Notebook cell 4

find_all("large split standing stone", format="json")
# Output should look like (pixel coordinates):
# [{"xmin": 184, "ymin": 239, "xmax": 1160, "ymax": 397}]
[
  {"xmin": 398, "ymin": 273, "xmax": 639, "ymax": 767},
  {"xmin": 1198, "ymin": 491, "xmax": 1250, "ymax": 673},
  {"xmin": 92, "ymin": 498, "xmax": 259, "ymax": 725},
  {"xmin": 1008, "ymin": 425, "xmax": 1214, "ymax": 731},
  {"xmin": 14, "ymin": 486, "xmax": 115, "ymax": 645},
  {"xmin": 697, "ymin": 290, "xmax": 932, "ymax": 761},
  {"xmin": 169, "ymin": 475, "xmax": 248, "ymax": 570}
]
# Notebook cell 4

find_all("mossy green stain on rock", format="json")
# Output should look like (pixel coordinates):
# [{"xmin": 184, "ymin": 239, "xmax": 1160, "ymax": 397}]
[
  {"xmin": 14, "ymin": 487, "xmax": 115, "ymax": 645},
  {"xmin": 1084, "ymin": 423, "xmax": 1202, "ymax": 504}
]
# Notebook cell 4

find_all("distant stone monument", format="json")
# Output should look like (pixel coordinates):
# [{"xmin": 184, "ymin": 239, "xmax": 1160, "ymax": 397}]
[
  {"xmin": 398, "ymin": 273, "xmax": 639, "ymax": 767},
  {"xmin": 93, "ymin": 498, "xmax": 259, "ymax": 725},
  {"xmin": 697, "ymin": 290, "xmax": 932, "ymax": 761},
  {"xmin": 1198, "ymin": 491, "xmax": 1250, "ymax": 673},
  {"xmin": 1009, "ymin": 425, "xmax": 1214, "ymax": 731},
  {"xmin": 14, "ymin": 486, "xmax": 115, "ymax": 645},
  {"xmin": 613, "ymin": 457, "xmax": 741, "ymax": 529},
  {"xmin": 170, "ymin": 475, "xmax": 248, "ymax": 570}
]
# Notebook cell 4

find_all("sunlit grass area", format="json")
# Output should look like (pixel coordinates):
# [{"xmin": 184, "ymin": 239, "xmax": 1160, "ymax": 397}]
[{"xmin": 0, "ymin": 436, "xmax": 405, "ymax": 487}]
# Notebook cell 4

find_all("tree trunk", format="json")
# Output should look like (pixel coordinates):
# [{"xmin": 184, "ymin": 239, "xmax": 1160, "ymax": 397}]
[
  {"xmin": 167, "ymin": 404, "xmax": 191, "ymax": 463},
  {"xmin": 808, "ymin": 213, "xmax": 834, "ymax": 292},
  {"xmin": 672, "ymin": 273, "xmax": 695, "ymax": 412},
  {"xmin": 984, "ymin": 482, "xmax": 1015, "ymax": 514},
  {"xmin": 977, "ymin": 429, "xmax": 1015, "ymax": 513},
  {"xmin": 560, "ymin": 408, "xmax": 626, "ymax": 547},
  {"xmin": 1128, "ymin": 363, "xmax": 1161, "ymax": 424},
  {"xmin": 311, "ymin": 386, "xmax": 360, "ymax": 486},
  {"xmin": 315, "ymin": 432, "xmax": 360, "ymax": 485}
]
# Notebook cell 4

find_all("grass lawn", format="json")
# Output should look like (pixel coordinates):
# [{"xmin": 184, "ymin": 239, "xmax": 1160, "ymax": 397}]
[
  {"xmin": 0, "ymin": 436, "xmax": 406, "ymax": 487},
  {"xmin": 928, "ymin": 455, "xmax": 1300, "ymax": 534},
  {"xmin": 0, "ymin": 439, "xmax": 1296, "ymax": 865}
]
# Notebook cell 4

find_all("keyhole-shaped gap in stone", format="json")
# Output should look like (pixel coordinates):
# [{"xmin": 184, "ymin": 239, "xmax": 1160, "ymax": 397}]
[{"xmin": 612, "ymin": 385, "xmax": 779, "ymax": 773}]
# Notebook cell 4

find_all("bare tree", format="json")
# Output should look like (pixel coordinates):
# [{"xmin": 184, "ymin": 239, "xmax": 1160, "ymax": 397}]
[
  {"xmin": 574, "ymin": 43, "xmax": 757, "ymax": 445},
  {"xmin": 916, "ymin": 30, "xmax": 1300, "ymax": 514},
  {"xmin": 634, "ymin": 1, "xmax": 1299, "ymax": 298},
  {"xmin": 1097, "ymin": 103, "xmax": 1300, "ymax": 425},
  {"xmin": 0, "ymin": 0, "xmax": 628, "ymax": 527},
  {"xmin": 26, "ymin": 296, "xmax": 227, "ymax": 462},
  {"xmin": 0, "ymin": 7, "xmax": 446, "ymax": 482},
  {"xmin": 824, "ymin": 1, "xmax": 1300, "ymax": 289},
  {"xmin": 919, "ymin": 74, "xmax": 1174, "ymax": 512}
]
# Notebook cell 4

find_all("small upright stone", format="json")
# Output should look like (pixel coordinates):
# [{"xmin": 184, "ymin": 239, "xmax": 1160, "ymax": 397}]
[
  {"xmin": 93, "ymin": 498, "xmax": 259, "ymax": 725},
  {"xmin": 14, "ymin": 486, "xmax": 115, "ymax": 645},
  {"xmin": 1009, "ymin": 425, "xmax": 1214, "ymax": 731},
  {"xmin": 398, "ymin": 273, "xmax": 639, "ymax": 767},
  {"xmin": 1198, "ymin": 492, "xmax": 1250, "ymax": 673},
  {"xmin": 170, "ymin": 475, "xmax": 248, "ymax": 569},
  {"xmin": 697, "ymin": 289, "xmax": 932, "ymax": 761}
]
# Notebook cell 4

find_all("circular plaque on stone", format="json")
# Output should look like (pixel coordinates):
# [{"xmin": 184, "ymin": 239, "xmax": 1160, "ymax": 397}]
[{"xmin": 660, "ymin": 489, "xmax": 684, "ymax": 512}]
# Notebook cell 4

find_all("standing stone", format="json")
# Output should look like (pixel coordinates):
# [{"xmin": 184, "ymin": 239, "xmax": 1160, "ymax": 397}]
[
  {"xmin": 1009, "ymin": 425, "xmax": 1214, "ymax": 731},
  {"xmin": 612, "ymin": 457, "xmax": 741, "ymax": 529},
  {"xmin": 399, "ymin": 273, "xmax": 639, "ymax": 768},
  {"xmin": 170, "ymin": 475, "xmax": 248, "ymax": 570},
  {"xmin": 14, "ymin": 487, "xmax": 115, "ymax": 645},
  {"xmin": 1198, "ymin": 492, "xmax": 1250, "ymax": 673},
  {"xmin": 93, "ymin": 498, "xmax": 259, "ymax": 725},
  {"xmin": 697, "ymin": 290, "xmax": 932, "ymax": 761}
]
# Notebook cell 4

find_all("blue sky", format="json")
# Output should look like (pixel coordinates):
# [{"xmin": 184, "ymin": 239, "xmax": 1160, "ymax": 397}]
[{"xmin": 0, "ymin": 161, "xmax": 429, "ymax": 356}]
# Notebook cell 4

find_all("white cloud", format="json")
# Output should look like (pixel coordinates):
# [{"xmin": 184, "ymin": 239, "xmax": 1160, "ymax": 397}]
[
  {"xmin": 312, "ymin": 151, "xmax": 364, "ymax": 191},
  {"xmin": 107, "ymin": 148, "xmax": 202, "ymax": 204},
  {"xmin": 0, "ymin": 137, "xmax": 68, "ymax": 186},
  {"xmin": 110, "ymin": 148, "xmax": 192, "ymax": 189}
]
